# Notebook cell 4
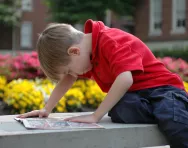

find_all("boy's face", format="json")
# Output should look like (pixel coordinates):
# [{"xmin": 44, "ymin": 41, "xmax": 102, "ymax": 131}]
[{"xmin": 61, "ymin": 47, "xmax": 92, "ymax": 78}]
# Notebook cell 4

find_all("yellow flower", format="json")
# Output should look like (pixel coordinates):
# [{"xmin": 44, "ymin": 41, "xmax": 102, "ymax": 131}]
[
  {"xmin": 39, "ymin": 104, "xmax": 44, "ymax": 109},
  {"xmin": 82, "ymin": 100, "xmax": 86, "ymax": 105},
  {"xmin": 184, "ymin": 81, "xmax": 188, "ymax": 92},
  {"xmin": 57, "ymin": 106, "xmax": 64, "ymax": 112},
  {"xmin": 0, "ymin": 76, "xmax": 7, "ymax": 99},
  {"xmin": 67, "ymin": 100, "xmax": 76, "ymax": 106},
  {"xmin": 2, "ymin": 77, "xmax": 108, "ymax": 113},
  {"xmin": 13, "ymin": 103, "xmax": 19, "ymax": 109},
  {"xmin": 20, "ymin": 109, "xmax": 26, "ymax": 114},
  {"xmin": 3, "ymin": 79, "xmax": 45, "ymax": 113},
  {"xmin": 19, "ymin": 101, "xmax": 27, "ymax": 108},
  {"xmin": 34, "ymin": 98, "xmax": 42, "ymax": 105},
  {"xmin": 88, "ymin": 99, "xmax": 94, "ymax": 105},
  {"xmin": 0, "ymin": 76, "xmax": 7, "ymax": 85}
]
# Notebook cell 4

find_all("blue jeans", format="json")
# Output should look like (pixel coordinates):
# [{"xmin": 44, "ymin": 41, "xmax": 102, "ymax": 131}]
[{"xmin": 108, "ymin": 85, "xmax": 188, "ymax": 148}]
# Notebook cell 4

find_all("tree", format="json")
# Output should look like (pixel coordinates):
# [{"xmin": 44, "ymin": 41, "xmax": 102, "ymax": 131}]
[
  {"xmin": 0, "ymin": 0, "xmax": 22, "ymax": 26},
  {"xmin": 45, "ymin": 0, "xmax": 136, "ymax": 24},
  {"xmin": 0, "ymin": 0, "xmax": 22, "ymax": 54}
]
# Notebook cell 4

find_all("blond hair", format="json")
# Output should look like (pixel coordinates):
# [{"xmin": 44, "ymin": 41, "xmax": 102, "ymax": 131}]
[{"xmin": 37, "ymin": 23, "xmax": 84, "ymax": 82}]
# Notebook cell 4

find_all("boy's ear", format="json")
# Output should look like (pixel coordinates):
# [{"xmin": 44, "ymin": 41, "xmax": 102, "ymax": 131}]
[{"xmin": 67, "ymin": 47, "xmax": 80, "ymax": 56}]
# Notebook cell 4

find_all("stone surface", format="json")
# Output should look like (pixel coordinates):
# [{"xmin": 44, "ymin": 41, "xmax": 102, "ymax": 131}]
[
  {"xmin": 142, "ymin": 146, "xmax": 170, "ymax": 148},
  {"xmin": 0, "ymin": 112, "xmax": 169, "ymax": 148}
]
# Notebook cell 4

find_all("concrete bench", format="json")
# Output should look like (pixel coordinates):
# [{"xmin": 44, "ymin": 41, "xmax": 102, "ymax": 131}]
[{"xmin": 0, "ymin": 112, "xmax": 169, "ymax": 148}]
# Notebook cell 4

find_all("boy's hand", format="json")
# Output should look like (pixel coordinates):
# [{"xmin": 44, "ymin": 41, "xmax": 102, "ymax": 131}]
[
  {"xmin": 17, "ymin": 109, "xmax": 50, "ymax": 118},
  {"xmin": 64, "ymin": 113, "xmax": 99, "ymax": 123}
]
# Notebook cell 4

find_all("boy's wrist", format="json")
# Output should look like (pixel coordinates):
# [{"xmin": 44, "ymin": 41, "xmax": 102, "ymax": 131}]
[
  {"xmin": 93, "ymin": 111, "xmax": 103, "ymax": 121},
  {"xmin": 44, "ymin": 105, "xmax": 52, "ymax": 114}
]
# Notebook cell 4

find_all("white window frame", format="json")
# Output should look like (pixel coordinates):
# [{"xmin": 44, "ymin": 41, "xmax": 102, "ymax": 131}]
[
  {"xmin": 22, "ymin": 0, "xmax": 33, "ymax": 12},
  {"xmin": 149, "ymin": 0, "xmax": 162, "ymax": 36},
  {"xmin": 20, "ymin": 21, "xmax": 33, "ymax": 48},
  {"xmin": 171, "ymin": 0, "xmax": 186, "ymax": 34}
]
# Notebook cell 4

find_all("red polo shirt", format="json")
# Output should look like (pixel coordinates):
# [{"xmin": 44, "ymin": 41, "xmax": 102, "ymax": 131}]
[{"xmin": 79, "ymin": 19, "xmax": 185, "ymax": 92}]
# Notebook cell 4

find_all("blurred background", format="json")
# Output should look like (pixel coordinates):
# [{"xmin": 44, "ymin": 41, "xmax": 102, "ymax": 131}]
[{"xmin": 0, "ymin": 0, "xmax": 187, "ymax": 115}]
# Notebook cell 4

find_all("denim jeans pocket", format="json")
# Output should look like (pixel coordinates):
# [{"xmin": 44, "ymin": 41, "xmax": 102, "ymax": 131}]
[{"xmin": 173, "ymin": 92, "xmax": 188, "ymax": 125}]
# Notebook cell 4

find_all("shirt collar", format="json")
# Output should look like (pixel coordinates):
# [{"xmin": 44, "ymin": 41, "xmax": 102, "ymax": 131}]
[{"xmin": 84, "ymin": 19, "xmax": 106, "ymax": 62}]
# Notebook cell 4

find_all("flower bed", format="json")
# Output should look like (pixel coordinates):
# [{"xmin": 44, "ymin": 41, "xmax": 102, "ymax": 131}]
[
  {"xmin": 0, "ymin": 53, "xmax": 188, "ymax": 82},
  {"xmin": 0, "ymin": 76, "xmax": 106, "ymax": 114},
  {"xmin": 0, "ymin": 52, "xmax": 44, "ymax": 81},
  {"xmin": 0, "ymin": 53, "xmax": 188, "ymax": 114},
  {"xmin": 0, "ymin": 75, "xmax": 187, "ymax": 114},
  {"xmin": 158, "ymin": 57, "xmax": 188, "ymax": 82}
]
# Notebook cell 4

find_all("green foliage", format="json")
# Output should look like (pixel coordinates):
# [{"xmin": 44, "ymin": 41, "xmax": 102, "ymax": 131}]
[
  {"xmin": 45, "ymin": 0, "xmax": 136, "ymax": 24},
  {"xmin": 152, "ymin": 47, "xmax": 188, "ymax": 62},
  {"xmin": 107, "ymin": 0, "xmax": 136, "ymax": 16},
  {"xmin": 0, "ymin": 0, "xmax": 21, "ymax": 26}
]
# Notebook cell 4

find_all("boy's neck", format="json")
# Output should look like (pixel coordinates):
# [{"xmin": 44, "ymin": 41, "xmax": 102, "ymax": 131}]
[{"xmin": 79, "ymin": 33, "xmax": 92, "ymax": 55}]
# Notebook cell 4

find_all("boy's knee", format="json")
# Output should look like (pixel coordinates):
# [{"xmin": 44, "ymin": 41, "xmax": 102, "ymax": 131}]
[{"xmin": 109, "ymin": 93, "xmax": 154, "ymax": 124}]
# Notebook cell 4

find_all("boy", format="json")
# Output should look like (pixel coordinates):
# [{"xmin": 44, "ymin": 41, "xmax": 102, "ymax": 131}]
[{"xmin": 18, "ymin": 19, "xmax": 188, "ymax": 147}]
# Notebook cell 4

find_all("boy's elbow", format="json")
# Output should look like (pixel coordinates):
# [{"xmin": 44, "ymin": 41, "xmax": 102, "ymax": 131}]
[
  {"xmin": 128, "ymin": 76, "xmax": 133, "ymax": 88},
  {"xmin": 125, "ymin": 73, "xmax": 133, "ymax": 88},
  {"xmin": 117, "ymin": 71, "xmax": 133, "ymax": 88}
]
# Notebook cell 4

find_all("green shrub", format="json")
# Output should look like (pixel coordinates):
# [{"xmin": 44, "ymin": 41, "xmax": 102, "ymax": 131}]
[{"xmin": 152, "ymin": 47, "xmax": 188, "ymax": 62}]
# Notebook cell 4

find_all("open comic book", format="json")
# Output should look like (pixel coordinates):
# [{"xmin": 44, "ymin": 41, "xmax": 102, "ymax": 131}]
[{"xmin": 14, "ymin": 117, "xmax": 104, "ymax": 130}]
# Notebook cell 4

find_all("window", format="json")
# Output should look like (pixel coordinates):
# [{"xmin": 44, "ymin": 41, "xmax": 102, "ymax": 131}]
[
  {"xmin": 22, "ymin": 0, "xmax": 33, "ymax": 12},
  {"xmin": 20, "ymin": 21, "xmax": 32, "ymax": 48},
  {"xmin": 149, "ymin": 0, "xmax": 162, "ymax": 36},
  {"xmin": 171, "ymin": 0, "xmax": 186, "ymax": 34}
]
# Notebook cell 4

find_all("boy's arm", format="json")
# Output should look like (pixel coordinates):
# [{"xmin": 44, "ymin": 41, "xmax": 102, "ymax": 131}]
[
  {"xmin": 45, "ymin": 74, "xmax": 77, "ymax": 113},
  {"xmin": 18, "ymin": 74, "xmax": 77, "ymax": 118},
  {"xmin": 64, "ymin": 71, "xmax": 133, "ymax": 123},
  {"xmin": 94, "ymin": 71, "xmax": 133, "ymax": 121}
]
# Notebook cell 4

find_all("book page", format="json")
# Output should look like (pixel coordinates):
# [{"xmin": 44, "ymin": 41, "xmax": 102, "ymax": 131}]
[
  {"xmin": 15, "ymin": 117, "xmax": 104, "ymax": 129},
  {"xmin": 23, "ymin": 118, "xmax": 69, "ymax": 129}
]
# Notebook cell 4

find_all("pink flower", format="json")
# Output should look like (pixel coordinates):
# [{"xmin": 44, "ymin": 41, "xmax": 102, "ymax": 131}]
[{"xmin": 159, "ymin": 57, "xmax": 188, "ymax": 81}]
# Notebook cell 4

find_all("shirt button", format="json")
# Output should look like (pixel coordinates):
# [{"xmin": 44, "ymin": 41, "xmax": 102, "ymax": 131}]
[
  {"xmin": 97, "ymin": 72, "xmax": 100, "ymax": 76},
  {"xmin": 95, "ymin": 62, "xmax": 98, "ymax": 66}
]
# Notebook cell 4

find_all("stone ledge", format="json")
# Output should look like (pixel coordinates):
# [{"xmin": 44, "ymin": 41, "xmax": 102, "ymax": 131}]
[{"xmin": 0, "ymin": 112, "xmax": 169, "ymax": 148}]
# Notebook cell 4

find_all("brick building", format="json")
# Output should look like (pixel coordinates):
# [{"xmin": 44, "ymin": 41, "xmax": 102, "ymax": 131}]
[
  {"xmin": 0, "ymin": 0, "xmax": 187, "ymax": 52},
  {"xmin": 0, "ymin": 0, "xmax": 48, "ymax": 52},
  {"xmin": 112, "ymin": 0, "xmax": 188, "ymax": 49}
]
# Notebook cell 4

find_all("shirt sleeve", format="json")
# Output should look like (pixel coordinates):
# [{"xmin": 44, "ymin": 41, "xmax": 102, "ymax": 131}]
[{"xmin": 106, "ymin": 43, "xmax": 144, "ymax": 78}]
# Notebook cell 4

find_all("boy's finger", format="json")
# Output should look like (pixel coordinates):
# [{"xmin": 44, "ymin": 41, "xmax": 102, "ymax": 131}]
[
  {"xmin": 26, "ymin": 111, "xmax": 40, "ymax": 117},
  {"xmin": 17, "ymin": 113, "xmax": 28, "ymax": 118},
  {"xmin": 17, "ymin": 111, "xmax": 39, "ymax": 118},
  {"xmin": 16, "ymin": 115, "xmax": 22, "ymax": 118}
]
